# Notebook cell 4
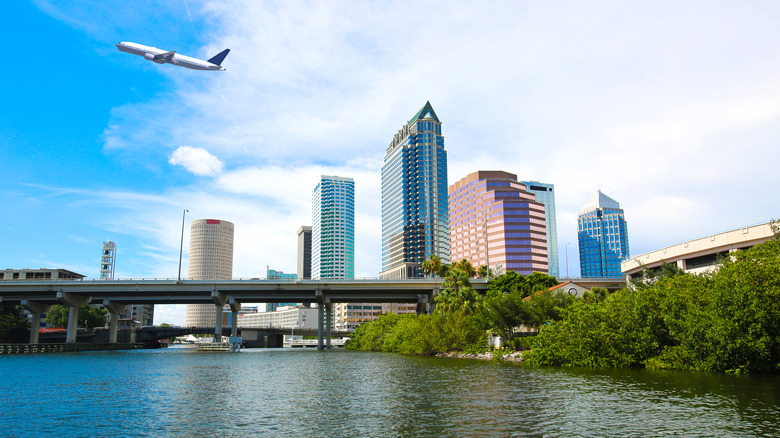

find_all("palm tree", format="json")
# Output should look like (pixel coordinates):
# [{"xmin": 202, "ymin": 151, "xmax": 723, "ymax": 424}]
[
  {"xmin": 421, "ymin": 254, "xmax": 444, "ymax": 278},
  {"xmin": 452, "ymin": 259, "xmax": 477, "ymax": 278}
]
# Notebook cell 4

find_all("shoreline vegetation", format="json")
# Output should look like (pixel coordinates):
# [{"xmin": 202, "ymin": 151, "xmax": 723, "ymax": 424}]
[{"xmin": 346, "ymin": 235, "xmax": 780, "ymax": 374}]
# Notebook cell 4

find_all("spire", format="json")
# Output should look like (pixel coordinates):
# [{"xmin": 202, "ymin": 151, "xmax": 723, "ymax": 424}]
[{"xmin": 408, "ymin": 101, "xmax": 439, "ymax": 124}]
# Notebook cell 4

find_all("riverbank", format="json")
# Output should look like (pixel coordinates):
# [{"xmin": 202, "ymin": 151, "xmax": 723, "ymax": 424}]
[{"xmin": 435, "ymin": 350, "xmax": 524, "ymax": 362}]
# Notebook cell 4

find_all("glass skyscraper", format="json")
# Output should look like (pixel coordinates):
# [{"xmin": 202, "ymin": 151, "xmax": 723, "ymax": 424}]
[
  {"xmin": 577, "ymin": 191, "xmax": 629, "ymax": 278},
  {"xmin": 520, "ymin": 181, "xmax": 560, "ymax": 278},
  {"xmin": 312, "ymin": 175, "xmax": 355, "ymax": 279},
  {"xmin": 381, "ymin": 101, "xmax": 450, "ymax": 279}
]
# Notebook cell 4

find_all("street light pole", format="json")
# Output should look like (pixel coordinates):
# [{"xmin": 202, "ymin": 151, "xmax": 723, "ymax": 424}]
[
  {"xmin": 565, "ymin": 242, "xmax": 571, "ymax": 278},
  {"xmin": 484, "ymin": 209, "xmax": 490, "ymax": 281},
  {"xmin": 178, "ymin": 209, "xmax": 189, "ymax": 283}
]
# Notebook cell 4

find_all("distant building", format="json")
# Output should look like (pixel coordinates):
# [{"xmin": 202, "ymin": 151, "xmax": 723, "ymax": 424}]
[
  {"xmin": 238, "ymin": 305, "xmax": 320, "ymax": 331},
  {"xmin": 449, "ymin": 171, "xmax": 548, "ymax": 275},
  {"xmin": 520, "ymin": 181, "xmax": 560, "ymax": 278},
  {"xmin": 578, "ymin": 191, "xmax": 629, "ymax": 278},
  {"xmin": 622, "ymin": 221, "xmax": 774, "ymax": 279},
  {"xmin": 0, "ymin": 269, "xmax": 84, "ymax": 281},
  {"xmin": 184, "ymin": 219, "xmax": 235, "ymax": 327},
  {"xmin": 380, "ymin": 101, "xmax": 450, "ymax": 279},
  {"xmin": 297, "ymin": 226, "xmax": 312, "ymax": 280},
  {"xmin": 266, "ymin": 266, "xmax": 297, "ymax": 312},
  {"xmin": 1, "ymin": 268, "xmax": 86, "ymax": 329},
  {"xmin": 312, "ymin": 175, "xmax": 355, "ymax": 279}
]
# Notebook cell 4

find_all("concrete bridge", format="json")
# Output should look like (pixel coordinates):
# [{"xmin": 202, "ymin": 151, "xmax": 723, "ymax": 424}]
[{"xmin": 0, "ymin": 278, "xmax": 487, "ymax": 349}]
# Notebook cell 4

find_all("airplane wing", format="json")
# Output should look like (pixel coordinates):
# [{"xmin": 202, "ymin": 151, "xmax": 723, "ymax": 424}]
[{"xmin": 153, "ymin": 50, "xmax": 176, "ymax": 62}]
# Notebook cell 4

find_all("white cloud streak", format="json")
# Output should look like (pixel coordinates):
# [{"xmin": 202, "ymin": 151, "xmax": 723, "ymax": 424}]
[{"xmin": 169, "ymin": 146, "xmax": 225, "ymax": 176}]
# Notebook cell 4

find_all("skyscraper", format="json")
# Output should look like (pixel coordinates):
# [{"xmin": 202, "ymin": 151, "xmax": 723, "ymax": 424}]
[
  {"xmin": 312, "ymin": 176, "xmax": 355, "ymax": 279},
  {"xmin": 184, "ymin": 219, "xmax": 234, "ymax": 327},
  {"xmin": 520, "ymin": 181, "xmax": 560, "ymax": 278},
  {"xmin": 577, "ymin": 191, "xmax": 629, "ymax": 278},
  {"xmin": 380, "ymin": 101, "xmax": 450, "ymax": 279},
  {"xmin": 450, "ymin": 171, "xmax": 548, "ymax": 275},
  {"xmin": 297, "ymin": 225, "xmax": 312, "ymax": 280}
]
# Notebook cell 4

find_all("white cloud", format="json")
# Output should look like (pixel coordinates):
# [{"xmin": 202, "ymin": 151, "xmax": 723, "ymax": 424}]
[{"xmin": 169, "ymin": 146, "xmax": 225, "ymax": 176}]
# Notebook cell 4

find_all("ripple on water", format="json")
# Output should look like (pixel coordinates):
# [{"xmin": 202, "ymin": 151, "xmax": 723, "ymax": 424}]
[{"xmin": 1, "ymin": 349, "xmax": 779, "ymax": 437}]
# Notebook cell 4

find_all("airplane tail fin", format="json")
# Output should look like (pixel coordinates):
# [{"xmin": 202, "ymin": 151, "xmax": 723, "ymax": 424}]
[{"xmin": 207, "ymin": 49, "xmax": 230, "ymax": 66}]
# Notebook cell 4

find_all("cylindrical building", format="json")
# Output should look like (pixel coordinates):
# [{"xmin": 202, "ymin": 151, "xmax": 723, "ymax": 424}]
[{"xmin": 184, "ymin": 219, "xmax": 234, "ymax": 327}]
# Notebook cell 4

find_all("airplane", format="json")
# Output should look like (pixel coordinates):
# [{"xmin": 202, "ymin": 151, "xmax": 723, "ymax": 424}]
[{"xmin": 116, "ymin": 42, "xmax": 230, "ymax": 71}]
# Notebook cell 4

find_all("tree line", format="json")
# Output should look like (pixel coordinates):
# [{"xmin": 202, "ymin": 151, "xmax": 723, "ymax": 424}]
[{"xmin": 349, "ymin": 237, "xmax": 780, "ymax": 374}]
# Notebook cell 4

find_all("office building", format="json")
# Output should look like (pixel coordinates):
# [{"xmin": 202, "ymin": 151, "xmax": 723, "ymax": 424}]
[
  {"xmin": 266, "ymin": 266, "xmax": 297, "ymax": 312},
  {"xmin": 520, "ymin": 181, "xmax": 560, "ymax": 278},
  {"xmin": 297, "ymin": 226, "xmax": 312, "ymax": 280},
  {"xmin": 450, "ymin": 171, "xmax": 548, "ymax": 275},
  {"xmin": 578, "ymin": 191, "xmax": 629, "ymax": 278},
  {"xmin": 312, "ymin": 175, "xmax": 355, "ymax": 280},
  {"xmin": 184, "ymin": 219, "xmax": 235, "ymax": 327},
  {"xmin": 380, "ymin": 101, "xmax": 450, "ymax": 279}
]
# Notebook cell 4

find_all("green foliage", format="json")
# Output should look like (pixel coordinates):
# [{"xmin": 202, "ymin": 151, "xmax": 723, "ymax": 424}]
[
  {"xmin": 451, "ymin": 259, "xmax": 477, "ymax": 278},
  {"xmin": 45, "ymin": 305, "xmax": 108, "ymax": 328},
  {"xmin": 486, "ymin": 271, "xmax": 559, "ymax": 298},
  {"xmin": 436, "ymin": 267, "xmax": 479, "ymax": 315},
  {"xmin": 421, "ymin": 254, "xmax": 445, "ymax": 278},
  {"xmin": 345, "ymin": 311, "xmax": 487, "ymax": 355},
  {"xmin": 525, "ymin": 240, "xmax": 780, "ymax": 373},
  {"xmin": 0, "ymin": 305, "xmax": 30, "ymax": 343}
]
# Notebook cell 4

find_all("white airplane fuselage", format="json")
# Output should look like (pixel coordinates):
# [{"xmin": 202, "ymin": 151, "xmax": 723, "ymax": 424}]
[{"xmin": 116, "ymin": 42, "xmax": 228, "ymax": 71}]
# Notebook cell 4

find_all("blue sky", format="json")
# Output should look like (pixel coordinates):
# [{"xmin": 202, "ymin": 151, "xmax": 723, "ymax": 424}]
[{"xmin": 3, "ymin": 1, "xmax": 780, "ymax": 325}]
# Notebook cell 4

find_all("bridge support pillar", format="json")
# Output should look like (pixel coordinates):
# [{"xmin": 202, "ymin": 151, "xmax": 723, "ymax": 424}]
[
  {"xmin": 416, "ymin": 294, "xmax": 430, "ymax": 315},
  {"xmin": 212, "ymin": 290, "xmax": 227, "ymax": 342},
  {"xmin": 316, "ymin": 290, "xmax": 324, "ymax": 350},
  {"xmin": 325, "ymin": 299, "xmax": 332, "ymax": 349},
  {"xmin": 229, "ymin": 298, "xmax": 241, "ymax": 352},
  {"xmin": 21, "ymin": 300, "xmax": 52, "ymax": 344},
  {"xmin": 103, "ymin": 300, "xmax": 127, "ymax": 344},
  {"xmin": 57, "ymin": 291, "xmax": 91, "ymax": 344}
]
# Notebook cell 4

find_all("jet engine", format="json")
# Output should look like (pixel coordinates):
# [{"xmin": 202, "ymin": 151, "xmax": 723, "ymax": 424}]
[{"xmin": 144, "ymin": 53, "xmax": 166, "ymax": 64}]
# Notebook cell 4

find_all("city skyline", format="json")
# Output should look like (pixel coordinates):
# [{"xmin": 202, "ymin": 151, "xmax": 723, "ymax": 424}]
[{"xmin": 4, "ymin": 1, "xmax": 780, "ymax": 324}]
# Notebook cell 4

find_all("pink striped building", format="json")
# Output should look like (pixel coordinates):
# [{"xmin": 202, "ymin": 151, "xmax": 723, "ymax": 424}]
[{"xmin": 448, "ymin": 171, "xmax": 548, "ymax": 275}]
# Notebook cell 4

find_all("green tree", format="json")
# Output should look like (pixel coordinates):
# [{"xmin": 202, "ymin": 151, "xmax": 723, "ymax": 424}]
[
  {"xmin": 45, "ymin": 305, "xmax": 108, "ymax": 328},
  {"xmin": 451, "ymin": 259, "xmax": 477, "ymax": 278},
  {"xmin": 0, "ymin": 305, "xmax": 30, "ymax": 343},
  {"xmin": 420, "ymin": 254, "xmax": 444, "ymax": 278},
  {"xmin": 436, "ymin": 268, "xmax": 479, "ymax": 315}
]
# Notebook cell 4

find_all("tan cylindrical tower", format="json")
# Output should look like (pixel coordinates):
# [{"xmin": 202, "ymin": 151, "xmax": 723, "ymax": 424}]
[{"xmin": 184, "ymin": 219, "xmax": 234, "ymax": 327}]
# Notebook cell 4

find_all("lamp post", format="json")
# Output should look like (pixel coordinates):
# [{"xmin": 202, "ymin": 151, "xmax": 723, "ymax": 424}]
[
  {"xmin": 178, "ymin": 209, "xmax": 189, "ymax": 283},
  {"xmin": 484, "ymin": 209, "xmax": 490, "ymax": 281},
  {"xmin": 565, "ymin": 242, "xmax": 571, "ymax": 278}
]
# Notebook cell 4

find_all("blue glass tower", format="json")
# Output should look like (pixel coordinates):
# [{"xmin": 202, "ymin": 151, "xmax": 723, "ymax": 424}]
[
  {"xmin": 381, "ymin": 101, "xmax": 450, "ymax": 278},
  {"xmin": 577, "ymin": 191, "xmax": 629, "ymax": 278},
  {"xmin": 312, "ymin": 175, "xmax": 355, "ymax": 279}
]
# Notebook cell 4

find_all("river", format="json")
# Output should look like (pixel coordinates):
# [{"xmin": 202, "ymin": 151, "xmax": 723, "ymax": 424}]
[{"xmin": 1, "ymin": 346, "xmax": 778, "ymax": 437}]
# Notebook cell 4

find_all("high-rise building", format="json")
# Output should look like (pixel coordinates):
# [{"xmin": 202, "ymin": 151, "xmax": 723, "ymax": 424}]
[
  {"xmin": 311, "ymin": 176, "xmax": 355, "ymax": 279},
  {"xmin": 577, "ymin": 191, "xmax": 629, "ymax": 278},
  {"xmin": 297, "ymin": 226, "xmax": 312, "ymax": 280},
  {"xmin": 266, "ymin": 266, "xmax": 297, "ymax": 312},
  {"xmin": 380, "ymin": 101, "xmax": 450, "ymax": 279},
  {"xmin": 520, "ymin": 181, "xmax": 560, "ymax": 278},
  {"xmin": 184, "ymin": 219, "xmax": 235, "ymax": 327},
  {"xmin": 450, "ymin": 171, "xmax": 548, "ymax": 275}
]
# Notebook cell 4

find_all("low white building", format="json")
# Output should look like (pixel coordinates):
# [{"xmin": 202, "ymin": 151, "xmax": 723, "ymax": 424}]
[{"xmin": 237, "ymin": 305, "xmax": 321, "ymax": 330}]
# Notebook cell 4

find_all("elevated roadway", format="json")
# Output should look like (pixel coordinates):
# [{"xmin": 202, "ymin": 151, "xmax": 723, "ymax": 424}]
[{"xmin": 0, "ymin": 278, "xmax": 488, "ymax": 349}]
